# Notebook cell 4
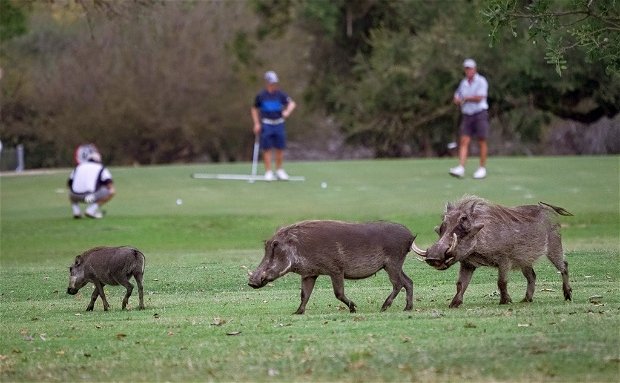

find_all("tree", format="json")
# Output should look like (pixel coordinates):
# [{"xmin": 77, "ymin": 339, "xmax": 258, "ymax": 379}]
[
  {"xmin": 1, "ymin": 1, "xmax": 262, "ymax": 166},
  {"xmin": 483, "ymin": 0, "xmax": 620, "ymax": 76},
  {"xmin": 0, "ymin": 0, "xmax": 28, "ymax": 42}
]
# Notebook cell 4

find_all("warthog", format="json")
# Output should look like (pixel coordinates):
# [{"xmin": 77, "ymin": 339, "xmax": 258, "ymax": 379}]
[
  {"xmin": 411, "ymin": 196, "xmax": 573, "ymax": 308},
  {"xmin": 67, "ymin": 246, "xmax": 145, "ymax": 311},
  {"xmin": 248, "ymin": 220, "xmax": 416, "ymax": 314}
]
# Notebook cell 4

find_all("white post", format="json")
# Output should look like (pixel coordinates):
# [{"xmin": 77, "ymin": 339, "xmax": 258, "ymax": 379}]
[{"xmin": 16, "ymin": 144, "xmax": 24, "ymax": 172}]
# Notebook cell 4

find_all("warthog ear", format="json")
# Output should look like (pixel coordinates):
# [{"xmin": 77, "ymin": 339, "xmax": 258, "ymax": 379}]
[
  {"xmin": 269, "ymin": 240, "xmax": 279, "ymax": 257},
  {"xmin": 469, "ymin": 201, "xmax": 479, "ymax": 215},
  {"xmin": 446, "ymin": 202, "xmax": 454, "ymax": 213},
  {"xmin": 74, "ymin": 255, "xmax": 83, "ymax": 266}
]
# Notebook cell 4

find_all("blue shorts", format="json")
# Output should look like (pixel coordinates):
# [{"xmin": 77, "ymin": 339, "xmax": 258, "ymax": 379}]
[{"xmin": 260, "ymin": 123, "xmax": 286, "ymax": 150}]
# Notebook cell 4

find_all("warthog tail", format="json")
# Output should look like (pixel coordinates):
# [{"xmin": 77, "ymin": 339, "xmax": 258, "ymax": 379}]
[
  {"xmin": 131, "ymin": 248, "xmax": 146, "ymax": 273},
  {"xmin": 538, "ymin": 202, "xmax": 573, "ymax": 216}
]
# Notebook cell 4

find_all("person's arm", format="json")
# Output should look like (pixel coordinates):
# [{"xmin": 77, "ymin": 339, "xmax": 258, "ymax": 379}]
[
  {"xmin": 251, "ymin": 106, "xmax": 261, "ymax": 135},
  {"xmin": 67, "ymin": 169, "xmax": 75, "ymax": 190},
  {"xmin": 282, "ymin": 99, "xmax": 296, "ymax": 118},
  {"xmin": 453, "ymin": 82, "xmax": 464, "ymax": 105},
  {"xmin": 462, "ymin": 95, "xmax": 485, "ymax": 103}
]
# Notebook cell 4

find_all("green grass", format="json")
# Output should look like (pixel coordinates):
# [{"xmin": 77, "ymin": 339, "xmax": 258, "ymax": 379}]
[{"xmin": 1, "ymin": 156, "xmax": 619, "ymax": 382}]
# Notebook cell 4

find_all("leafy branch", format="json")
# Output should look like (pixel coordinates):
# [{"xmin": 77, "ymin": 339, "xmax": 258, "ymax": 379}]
[{"xmin": 483, "ymin": 0, "xmax": 620, "ymax": 75}]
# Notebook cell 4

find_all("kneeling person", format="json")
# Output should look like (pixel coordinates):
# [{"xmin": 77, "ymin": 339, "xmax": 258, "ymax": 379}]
[{"xmin": 67, "ymin": 152, "xmax": 115, "ymax": 219}]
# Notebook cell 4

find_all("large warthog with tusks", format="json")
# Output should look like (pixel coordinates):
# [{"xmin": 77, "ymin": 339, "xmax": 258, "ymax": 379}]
[
  {"xmin": 411, "ymin": 196, "xmax": 573, "ymax": 308},
  {"xmin": 248, "ymin": 220, "xmax": 416, "ymax": 314},
  {"xmin": 67, "ymin": 246, "xmax": 145, "ymax": 311}
]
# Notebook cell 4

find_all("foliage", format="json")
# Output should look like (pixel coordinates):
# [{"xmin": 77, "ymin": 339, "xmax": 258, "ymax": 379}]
[
  {"xmin": 483, "ymin": 0, "xmax": 620, "ymax": 76},
  {"xmin": 0, "ymin": 0, "xmax": 619, "ymax": 167},
  {"xmin": 290, "ymin": 0, "xmax": 620, "ymax": 156},
  {"xmin": 0, "ymin": 0, "xmax": 28, "ymax": 42},
  {"xmin": 1, "ymin": 157, "xmax": 619, "ymax": 381},
  {"xmin": 1, "ymin": 2, "xmax": 258, "ymax": 166}
]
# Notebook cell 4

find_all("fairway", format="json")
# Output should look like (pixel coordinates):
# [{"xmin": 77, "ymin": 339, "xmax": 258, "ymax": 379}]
[{"xmin": 1, "ymin": 156, "xmax": 619, "ymax": 382}]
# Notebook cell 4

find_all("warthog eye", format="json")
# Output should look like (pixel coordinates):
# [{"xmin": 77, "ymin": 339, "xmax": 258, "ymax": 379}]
[
  {"xmin": 437, "ymin": 222, "xmax": 447, "ymax": 236},
  {"xmin": 456, "ymin": 215, "xmax": 472, "ymax": 236}
]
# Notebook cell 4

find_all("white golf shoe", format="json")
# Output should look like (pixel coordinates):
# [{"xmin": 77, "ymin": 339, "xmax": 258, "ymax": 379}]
[
  {"xmin": 473, "ymin": 167, "xmax": 487, "ymax": 179},
  {"xmin": 85, "ymin": 204, "xmax": 103, "ymax": 219},
  {"xmin": 449, "ymin": 165, "xmax": 465, "ymax": 178},
  {"xmin": 276, "ymin": 168, "xmax": 289, "ymax": 181},
  {"xmin": 71, "ymin": 203, "xmax": 82, "ymax": 219},
  {"xmin": 264, "ymin": 170, "xmax": 276, "ymax": 181}
]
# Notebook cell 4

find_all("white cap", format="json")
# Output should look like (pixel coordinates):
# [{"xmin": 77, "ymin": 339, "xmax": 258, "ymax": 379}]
[
  {"xmin": 264, "ymin": 70, "xmax": 279, "ymax": 84},
  {"xmin": 463, "ymin": 58, "xmax": 477, "ymax": 68}
]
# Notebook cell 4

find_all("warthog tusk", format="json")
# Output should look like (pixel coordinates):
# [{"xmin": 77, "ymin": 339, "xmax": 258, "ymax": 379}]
[
  {"xmin": 447, "ymin": 233, "xmax": 458, "ymax": 254},
  {"xmin": 247, "ymin": 270, "xmax": 253, "ymax": 277},
  {"xmin": 411, "ymin": 241, "xmax": 427, "ymax": 257}
]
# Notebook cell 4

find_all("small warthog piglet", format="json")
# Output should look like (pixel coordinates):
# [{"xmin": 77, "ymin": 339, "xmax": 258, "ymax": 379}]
[
  {"xmin": 412, "ymin": 196, "xmax": 573, "ymax": 308},
  {"xmin": 249, "ymin": 220, "xmax": 416, "ymax": 314},
  {"xmin": 67, "ymin": 246, "xmax": 145, "ymax": 311}
]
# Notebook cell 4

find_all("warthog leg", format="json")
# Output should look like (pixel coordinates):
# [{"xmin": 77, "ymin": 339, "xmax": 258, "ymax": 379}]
[
  {"xmin": 87, "ymin": 288, "xmax": 99, "ymax": 311},
  {"xmin": 381, "ymin": 264, "xmax": 413, "ymax": 312},
  {"xmin": 135, "ymin": 272, "xmax": 145, "ymax": 310},
  {"xmin": 561, "ymin": 260, "xmax": 572, "ymax": 301},
  {"xmin": 521, "ymin": 266, "xmax": 536, "ymax": 302},
  {"xmin": 546, "ymin": 234, "xmax": 572, "ymax": 301},
  {"xmin": 497, "ymin": 265, "xmax": 513, "ymax": 305},
  {"xmin": 92, "ymin": 280, "xmax": 110, "ymax": 311},
  {"xmin": 294, "ymin": 275, "xmax": 318, "ymax": 315},
  {"xmin": 119, "ymin": 280, "xmax": 134, "ymax": 310},
  {"xmin": 329, "ymin": 273, "xmax": 357, "ymax": 313},
  {"xmin": 450, "ymin": 262, "xmax": 476, "ymax": 308}
]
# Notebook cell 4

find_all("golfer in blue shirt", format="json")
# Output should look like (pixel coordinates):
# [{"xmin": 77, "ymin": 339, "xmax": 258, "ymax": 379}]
[{"xmin": 251, "ymin": 71, "xmax": 296, "ymax": 181}]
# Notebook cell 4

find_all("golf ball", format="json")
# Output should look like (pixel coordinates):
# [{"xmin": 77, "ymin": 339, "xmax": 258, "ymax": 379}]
[
  {"xmin": 176, "ymin": 199, "xmax": 183, "ymax": 205},
  {"xmin": 321, "ymin": 182, "xmax": 327, "ymax": 189}
]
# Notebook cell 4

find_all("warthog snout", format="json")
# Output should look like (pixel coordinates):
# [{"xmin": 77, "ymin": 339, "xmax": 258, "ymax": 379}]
[
  {"xmin": 248, "ymin": 271, "xmax": 267, "ymax": 289},
  {"xmin": 67, "ymin": 288, "xmax": 78, "ymax": 295},
  {"xmin": 248, "ymin": 279, "xmax": 261, "ymax": 289}
]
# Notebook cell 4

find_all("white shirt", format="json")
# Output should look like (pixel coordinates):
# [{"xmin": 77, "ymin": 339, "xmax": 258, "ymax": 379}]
[
  {"xmin": 455, "ymin": 73, "xmax": 488, "ymax": 115},
  {"xmin": 69, "ymin": 162, "xmax": 112, "ymax": 193}
]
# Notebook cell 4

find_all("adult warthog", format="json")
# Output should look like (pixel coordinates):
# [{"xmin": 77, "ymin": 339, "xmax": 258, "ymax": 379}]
[
  {"xmin": 411, "ymin": 196, "xmax": 573, "ymax": 308},
  {"xmin": 248, "ymin": 220, "xmax": 416, "ymax": 314}
]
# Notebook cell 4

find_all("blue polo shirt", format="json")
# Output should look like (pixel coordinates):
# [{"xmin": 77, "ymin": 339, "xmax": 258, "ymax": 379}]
[{"xmin": 254, "ymin": 90, "xmax": 291, "ymax": 121}]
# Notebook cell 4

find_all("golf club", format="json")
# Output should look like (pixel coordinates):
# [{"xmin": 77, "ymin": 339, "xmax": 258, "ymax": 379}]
[{"xmin": 249, "ymin": 136, "xmax": 260, "ymax": 183}]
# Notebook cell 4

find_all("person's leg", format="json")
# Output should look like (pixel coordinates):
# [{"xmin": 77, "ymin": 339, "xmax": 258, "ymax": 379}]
[
  {"xmin": 479, "ymin": 139, "xmax": 487, "ymax": 167},
  {"xmin": 85, "ymin": 188, "xmax": 113, "ymax": 219},
  {"xmin": 273, "ymin": 123, "xmax": 289, "ymax": 180},
  {"xmin": 69, "ymin": 192, "xmax": 83, "ymax": 218},
  {"xmin": 97, "ymin": 186, "xmax": 115, "ymax": 206},
  {"xmin": 263, "ymin": 149, "xmax": 273, "ymax": 172},
  {"xmin": 459, "ymin": 135, "xmax": 471, "ymax": 166},
  {"xmin": 275, "ymin": 149, "xmax": 284, "ymax": 170},
  {"xmin": 274, "ymin": 123, "xmax": 286, "ymax": 170},
  {"xmin": 476, "ymin": 111, "xmax": 490, "ymax": 168},
  {"xmin": 261, "ymin": 124, "xmax": 274, "ymax": 173}
]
